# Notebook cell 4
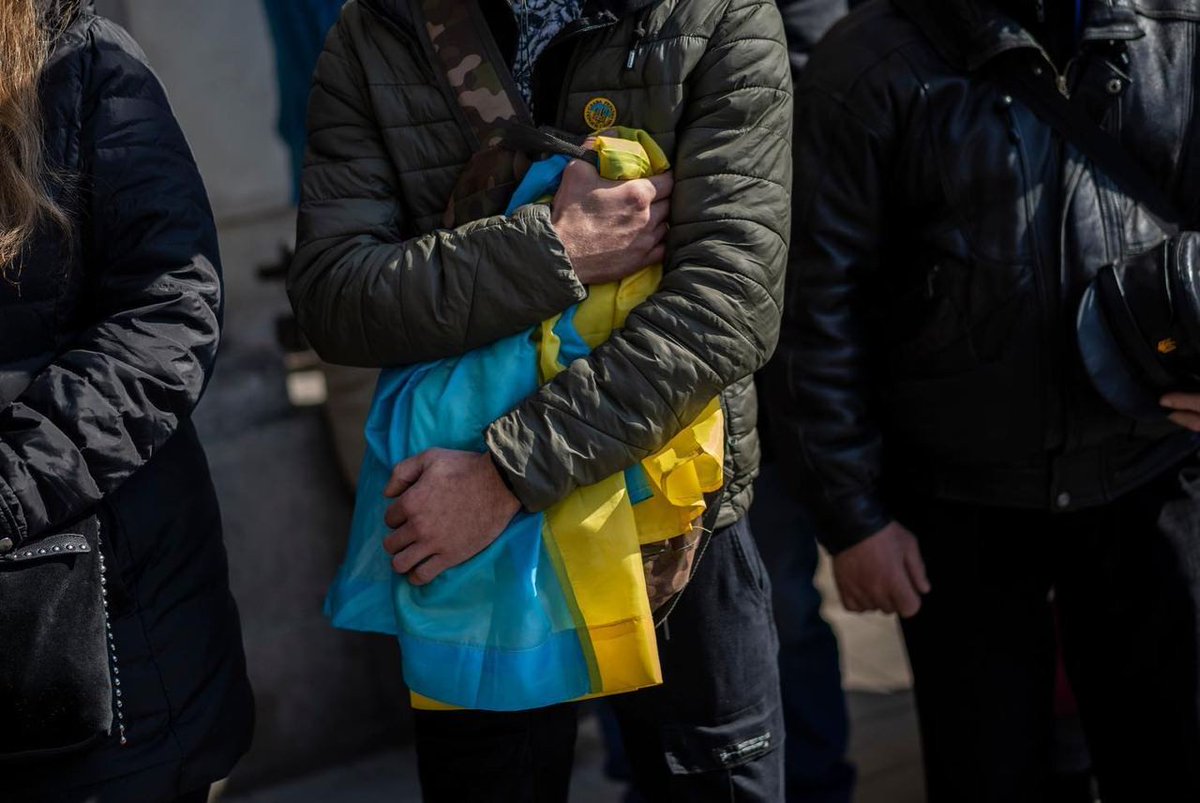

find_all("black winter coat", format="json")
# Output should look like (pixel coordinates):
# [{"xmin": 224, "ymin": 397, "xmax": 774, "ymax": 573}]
[
  {"xmin": 6, "ymin": 4, "xmax": 253, "ymax": 798},
  {"xmin": 771, "ymin": 0, "xmax": 1200, "ymax": 551}
]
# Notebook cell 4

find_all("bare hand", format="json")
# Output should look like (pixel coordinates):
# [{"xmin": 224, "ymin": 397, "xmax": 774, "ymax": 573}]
[
  {"xmin": 832, "ymin": 521, "xmax": 930, "ymax": 619},
  {"xmin": 1162, "ymin": 393, "xmax": 1200, "ymax": 432},
  {"xmin": 381, "ymin": 449, "xmax": 521, "ymax": 586},
  {"xmin": 551, "ymin": 158, "xmax": 672, "ymax": 285}
]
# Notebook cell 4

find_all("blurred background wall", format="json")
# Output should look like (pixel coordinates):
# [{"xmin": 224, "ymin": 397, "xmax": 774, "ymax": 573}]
[
  {"xmin": 97, "ymin": 0, "xmax": 291, "ymax": 219},
  {"xmin": 92, "ymin": 0, "xmax": 412, "ymax": 792}
]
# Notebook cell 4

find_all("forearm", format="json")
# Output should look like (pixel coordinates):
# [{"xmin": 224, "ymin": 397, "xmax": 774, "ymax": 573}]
[
  {"xmin": 290, "ymin": 203, "xmax": 585, "ymax": 367},
  {"xmin": 488, "ymin": 1, "xmax": 793, "ymax": 511}
]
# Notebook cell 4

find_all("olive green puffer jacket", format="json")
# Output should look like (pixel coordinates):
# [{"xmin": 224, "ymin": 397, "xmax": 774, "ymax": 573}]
[{"xmin": 289, "ymin": 0, "xmax": 791, "ymax": 528}]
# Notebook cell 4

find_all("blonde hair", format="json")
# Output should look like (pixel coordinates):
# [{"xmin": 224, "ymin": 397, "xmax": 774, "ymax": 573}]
[{"xmin": 0, "ymin": 0, "xmax": 71, "ymax": 279}]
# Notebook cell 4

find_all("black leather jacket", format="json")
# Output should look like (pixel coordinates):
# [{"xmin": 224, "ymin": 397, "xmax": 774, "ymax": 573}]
[{"xmin": 770, "ymin": 0, "xmax": 1200, "ymax": 552}]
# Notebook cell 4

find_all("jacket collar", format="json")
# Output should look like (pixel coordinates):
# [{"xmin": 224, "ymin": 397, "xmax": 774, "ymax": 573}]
[{"xmin": 892, "ymin": 0, "xmax": 1144, "ymax": 72}]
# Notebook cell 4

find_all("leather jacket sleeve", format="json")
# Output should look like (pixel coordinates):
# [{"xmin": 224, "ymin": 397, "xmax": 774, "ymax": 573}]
[{"xmin": 767, "ymin": 80, "xmax": 895, "ymax": 554}]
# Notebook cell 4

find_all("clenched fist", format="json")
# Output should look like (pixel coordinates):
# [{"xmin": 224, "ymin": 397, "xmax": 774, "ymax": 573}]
[{"xmin": 551, "ymin": 158, "xmax": 673, "ymax": 285}]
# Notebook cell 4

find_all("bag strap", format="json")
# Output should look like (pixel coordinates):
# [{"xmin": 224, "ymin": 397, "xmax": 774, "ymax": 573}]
[
  {"xmin": 409, "ymin": 0, "xmax": 533, "ymax": 225},
  {"xmin": 996, "ymin": 54, "xmax": 1181, "ymax": 235},
  {"xmin": 413, "ymin": 0, "xmax": 533, "ymax": 146},
  {"xmin": 411, "ymin": 1, "xmax": 595, "ymax": 225}
]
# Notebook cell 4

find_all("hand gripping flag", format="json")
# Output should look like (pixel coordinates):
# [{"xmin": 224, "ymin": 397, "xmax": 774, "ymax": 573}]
[{"xmin": 325, "ymin": 129, "xmax": 724, "ymax": 711}]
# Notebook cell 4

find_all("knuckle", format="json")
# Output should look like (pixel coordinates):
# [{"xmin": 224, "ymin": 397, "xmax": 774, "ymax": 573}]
[{"xmin": 627, "ymin": 182, "xmax": 655, "ymax": 211}]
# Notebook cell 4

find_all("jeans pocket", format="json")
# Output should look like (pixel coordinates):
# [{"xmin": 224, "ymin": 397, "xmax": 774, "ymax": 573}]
[
  {"xmin": 661, "ymin": 696, "xmax": 784, "ymax": 776},
  {"xmin": 728, "ymin": 520, "xmax": 771, "ymax": 607}
]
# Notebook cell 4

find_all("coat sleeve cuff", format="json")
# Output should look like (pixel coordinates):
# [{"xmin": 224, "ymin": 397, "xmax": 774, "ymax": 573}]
[
  {"xmin": 484, "ymin": 412, "xmax": 560, "ymax": 514},
  {"xmin": 506, "ymin": 204, "xmax": 585, "ymax": 309},
  {"xmin": 812, "ymin": 493, "xmax": 892, "ymax": 556}
]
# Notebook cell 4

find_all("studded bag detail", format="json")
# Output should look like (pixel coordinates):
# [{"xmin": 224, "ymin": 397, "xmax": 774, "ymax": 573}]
[{"xmin": 0, "ymin": 513, "xmax": 117, "ymax": 761}]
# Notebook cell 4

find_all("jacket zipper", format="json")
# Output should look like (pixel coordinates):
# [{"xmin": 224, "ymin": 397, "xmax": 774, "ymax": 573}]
[
  {"xmin": 1022, "ymin": 47, "xmax": 1087, "ymax": 456},
  {"xmin": 1031, "ymin": 46, "xmax": 1081, "ymax": 99},
  {"xmin": 97, "ymin": 520, "xmax": 127, "ymax": 746},
  {"xmin": 626, "ymin": 11, "xmax": 649, "ymax": 71},
  {"xmin": 1009, "ymin": 104, "xmax": 1064, "ymax": 453}
]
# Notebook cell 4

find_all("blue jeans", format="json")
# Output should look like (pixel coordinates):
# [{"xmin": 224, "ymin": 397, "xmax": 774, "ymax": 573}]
[{"xmin": 750, "ymin": 464, "xmax": 855, "ymax": 803}]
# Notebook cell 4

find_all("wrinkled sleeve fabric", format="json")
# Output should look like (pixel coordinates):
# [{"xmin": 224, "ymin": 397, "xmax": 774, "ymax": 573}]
[
  {"xmin": 0, "ymin": 21, "xmax": 222, "ymax": 544},
  {"xmin": 766, "ymin": 80, "xmax": 894, "ymax": 554},
  {"xmin": 288, "ymin": 13, "xmax": 586, "ymax": 368},
  {"xmin": 486, "ymin": 0, "xmax": 792, "ymax": 513}
]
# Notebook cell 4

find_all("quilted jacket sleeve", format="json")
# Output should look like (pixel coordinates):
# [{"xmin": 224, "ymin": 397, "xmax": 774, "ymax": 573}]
[
  {"xmin": 765, "ymin": 76, "xmax": 895, "ymax": 554},
  {"xmin": 0, "ymin": 21, "xmax": 222, "ymax": 544},
  {"xmin": 486, "ymin": 0, "xmax": 792, "ymax": 513},
  {"xmin": 288, "ymin": 9, "xmax": 587, "ymax": 368}
]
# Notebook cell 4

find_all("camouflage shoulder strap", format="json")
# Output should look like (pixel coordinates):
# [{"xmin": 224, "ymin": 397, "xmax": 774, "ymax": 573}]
[{"xmin": 414, "ymin": 0, "xmax": 535, "ymax": 227}]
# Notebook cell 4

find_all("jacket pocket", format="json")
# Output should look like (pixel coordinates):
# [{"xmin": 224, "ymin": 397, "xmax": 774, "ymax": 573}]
[
  {"xmin": 887, "ymin": 258, "xmax": 1029, "ymax": 380},
  {"xmin": 660, "ymin": 695, "xmax": 783, "ymax": 776},
  {"xmin": 882, "ymin": 356, "xmax": 1044, "ymax": 464}
]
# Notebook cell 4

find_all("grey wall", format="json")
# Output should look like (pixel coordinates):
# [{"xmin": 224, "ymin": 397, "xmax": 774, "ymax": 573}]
[{"xmin": 91, "ymin": 0, "xmax": 412, "ymax": 790}]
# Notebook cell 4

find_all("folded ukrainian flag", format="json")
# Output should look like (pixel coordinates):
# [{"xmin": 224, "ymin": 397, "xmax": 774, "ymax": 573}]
[{"xmin": 325, "ymin": 129, "xmax": 724, "ymax": 712}]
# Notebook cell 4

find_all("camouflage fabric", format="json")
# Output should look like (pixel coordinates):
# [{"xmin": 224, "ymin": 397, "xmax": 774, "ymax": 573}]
[{"xmin": 420, "ymin": 0, "xmax": 532, "ymax": 227}]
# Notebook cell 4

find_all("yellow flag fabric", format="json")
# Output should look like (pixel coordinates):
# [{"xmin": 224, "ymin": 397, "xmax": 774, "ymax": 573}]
[{"xmin": 412, "ymin": 129, "xmax": 724, "ymax": 710}]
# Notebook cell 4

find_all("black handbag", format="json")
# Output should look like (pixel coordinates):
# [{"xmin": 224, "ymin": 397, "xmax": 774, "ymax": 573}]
[
  {"xmin": 0, "ymin": 512, "xmax": 118, "ymax": 760},
  {"xmin": 0, "ymin": 363, "xmax": 120, "ymax": 761}
]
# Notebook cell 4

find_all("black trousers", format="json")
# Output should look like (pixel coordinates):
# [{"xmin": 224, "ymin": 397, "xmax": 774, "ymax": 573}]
[
  {"xmin": 750, "ymin": 465, "xmax": 854, "ymax": 803},
  {"xmin": 413, "ymin": 518, "xmax": 785, "ymax": 802},
  {"xmin": 896, "ymin": 461, "xmax": 1200, "ymax": 803}
]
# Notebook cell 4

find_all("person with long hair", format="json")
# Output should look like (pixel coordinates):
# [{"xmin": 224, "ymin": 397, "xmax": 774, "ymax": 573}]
[{"xmin": 3, "ymin": 2, "xmax": 253, "ymax": 800}]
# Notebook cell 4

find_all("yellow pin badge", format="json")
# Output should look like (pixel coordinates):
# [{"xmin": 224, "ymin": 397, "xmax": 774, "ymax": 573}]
[{"xmin": 584, "ymin": 97, "xmax": 618, "ymax": 132}]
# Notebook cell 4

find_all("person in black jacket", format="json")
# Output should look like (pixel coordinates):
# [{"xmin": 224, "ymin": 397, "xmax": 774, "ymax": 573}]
[
  {"xmin": 5, "ymin": 2, "xmax": 254, "ymax": 800},
  {"xmin": 770, "ymin": 0, "xmax": 1200, "ymax": 801}
]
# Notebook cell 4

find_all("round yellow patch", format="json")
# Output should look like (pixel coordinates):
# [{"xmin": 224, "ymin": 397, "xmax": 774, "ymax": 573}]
[{"xmin": 584, "ymin": 97, "xmax": 618, "ymax": 131}]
